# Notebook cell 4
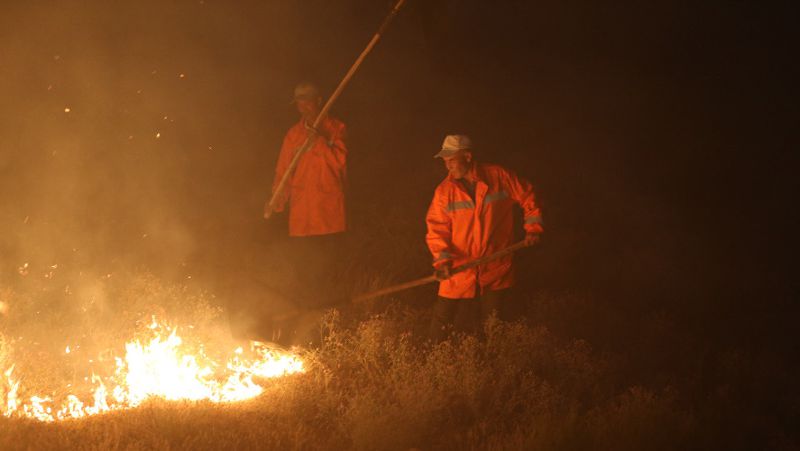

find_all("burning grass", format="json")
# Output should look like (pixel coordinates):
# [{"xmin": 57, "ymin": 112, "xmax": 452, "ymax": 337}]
[
  {"xmin": 0, "ymin": 272, "xmax": 303, "ymax": 423},
  {"xmin": 0, "ymin": 273, "xmax": 695, "ymax": 450},
  {"xmin": 1, "ymin": 272, "xmax": 794, "ymax": 450}
]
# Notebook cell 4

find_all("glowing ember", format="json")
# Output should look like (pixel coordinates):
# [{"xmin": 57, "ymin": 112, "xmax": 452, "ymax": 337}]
[{"xmin": 2, "ymin": 318, "xmax": 303, "ymax": 422}]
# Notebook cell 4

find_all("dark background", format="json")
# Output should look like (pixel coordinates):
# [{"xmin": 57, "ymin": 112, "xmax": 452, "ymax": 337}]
[{"xmin": 0, "ymin": 0, "xmax": 797, "ymax": 440}]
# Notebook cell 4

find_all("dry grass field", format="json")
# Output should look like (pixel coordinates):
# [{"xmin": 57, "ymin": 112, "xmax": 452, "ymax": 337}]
[{"xmin": 1, "ymin": 273, "xmax": 795, "ymax": 450}]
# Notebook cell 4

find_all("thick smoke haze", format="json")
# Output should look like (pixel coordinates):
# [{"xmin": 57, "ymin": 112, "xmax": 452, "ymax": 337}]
[
  {"xmin": 1, "ymin": 1, "xmax": 796, "ymax": 346},
  {"xmin": 0, "ymin": 1, "xmax": 797, "ymax": 446}
]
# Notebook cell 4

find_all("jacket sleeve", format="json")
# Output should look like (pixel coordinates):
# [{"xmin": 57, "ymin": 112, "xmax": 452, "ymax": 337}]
[
  {"xmin": 505, "ymin": 168, "xmax": 544, "ymax": 234},
  {"xmin": 270, "ymin": 132, "xmax": 295, "ymax": 212},
  {"xmin": 425, "ymin": 188, "xmax": 454, "ymax": 268}
]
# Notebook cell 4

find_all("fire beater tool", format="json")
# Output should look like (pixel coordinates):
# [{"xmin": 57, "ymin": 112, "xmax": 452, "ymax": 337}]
[
  {"xmin": 352, "ymin": 240, "xmax": 532, "ymax": 302},
  {"xmin": 265, "ymin": 0, "xmax": 407, "ymax": 217}
]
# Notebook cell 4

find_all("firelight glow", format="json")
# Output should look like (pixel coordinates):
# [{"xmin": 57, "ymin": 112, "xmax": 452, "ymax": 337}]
[{"xmin": 2, "ymin": 318, "xmax": 304, "ymax": 422}]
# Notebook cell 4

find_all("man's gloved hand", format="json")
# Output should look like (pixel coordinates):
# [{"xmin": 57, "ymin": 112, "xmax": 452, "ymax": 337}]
[
  {"xmin": 434, "ymin": 262, "xmax": 453, "ymax": 281},
  {"xmin": 524, "ymin": 233, "xmax": 540, "ymax": 246},
  {"xmin": 304, "ymin": 122, "xmax": 318, "ymax": 139}
]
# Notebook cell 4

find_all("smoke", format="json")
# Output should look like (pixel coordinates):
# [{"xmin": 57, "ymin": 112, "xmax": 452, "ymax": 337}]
[
  {"xmin": 1, "ymin": 1, "xmax": 795, "ymax": 346},
  {"xmin": 0, "ymin": 2, "xmax": 301, "ymax": 279}
]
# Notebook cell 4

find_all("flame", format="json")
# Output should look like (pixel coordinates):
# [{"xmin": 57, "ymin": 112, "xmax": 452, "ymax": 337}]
[{"xmin": 2, "ymin": 319, "xmax": 303, "ymax": 422}]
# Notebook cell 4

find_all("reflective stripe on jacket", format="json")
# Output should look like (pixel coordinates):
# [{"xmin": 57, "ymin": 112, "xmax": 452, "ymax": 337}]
[
  {"xmin": 425, "ymin": 162, "xmax": 543, "ymax": 299},
  {"xmin": 272, "ymin": 117, "xmax": 347, "ymax": 236}
]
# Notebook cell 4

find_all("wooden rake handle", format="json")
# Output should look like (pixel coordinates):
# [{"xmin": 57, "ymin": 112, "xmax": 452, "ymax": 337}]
[{"xmin": 352, "ymin": 240, "xmax": 530, "ymax": 302}]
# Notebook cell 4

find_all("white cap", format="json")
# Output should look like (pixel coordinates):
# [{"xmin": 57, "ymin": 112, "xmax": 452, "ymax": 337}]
[
  {"xmin": 434, "ymin": 134, "xmax": 472, "ymax": 158},
  {"xmin": 292, "ymin": 82, "xmax": 320, "ymax": 102}
]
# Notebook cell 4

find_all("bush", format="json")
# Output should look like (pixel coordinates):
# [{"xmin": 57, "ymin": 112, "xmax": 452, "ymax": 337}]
[{"xmin": 305, "ymin": 312, "xmax": 608, "ymax": 450}]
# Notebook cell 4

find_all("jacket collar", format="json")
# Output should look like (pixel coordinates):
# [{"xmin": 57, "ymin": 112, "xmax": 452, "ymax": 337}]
[{"xmin": 447, "ymin": 161, "xmax": 484, "ymax": 185}]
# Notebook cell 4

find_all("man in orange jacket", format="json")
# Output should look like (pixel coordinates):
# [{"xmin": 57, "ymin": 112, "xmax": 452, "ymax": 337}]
[
  {"xmin": 266, "ymin": 82, "xmax": 347, "ymax": 236},
  {"xmin": 264, "ymin": 82, "xmax": 348, "ymax": 312},
  {"xmin": 426, "ymin": 134, "xmax": 543, "ymax": 339}
]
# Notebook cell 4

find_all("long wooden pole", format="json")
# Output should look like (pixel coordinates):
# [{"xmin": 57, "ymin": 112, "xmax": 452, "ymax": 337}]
[
  {"xmin": 352, "ymin": 240, "xmax": 531, "ymax": 302},
  {"xmin": 265, "ymin": 0, "xmax": 407, "ymax": 217}
]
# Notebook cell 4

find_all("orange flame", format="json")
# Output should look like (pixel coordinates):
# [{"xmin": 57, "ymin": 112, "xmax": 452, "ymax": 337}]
[{"xmin": 2, "ymin": 319, "xmax": 303, "ymax": 422}]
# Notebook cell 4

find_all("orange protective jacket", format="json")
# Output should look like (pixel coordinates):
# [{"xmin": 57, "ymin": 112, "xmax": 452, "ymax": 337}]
[
  {"xmin": 426, "ymin": 162, "xmax": 543, "ymax": 299},
  {"xmin": 271, "ymin": 117, "xmax": 347, "ymax": 237}
]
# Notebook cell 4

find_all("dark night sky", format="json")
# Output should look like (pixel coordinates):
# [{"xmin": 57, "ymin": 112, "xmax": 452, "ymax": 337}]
[{"xmin": 0, "ymin": 1, "xmax": 797, "ymax": 350}]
